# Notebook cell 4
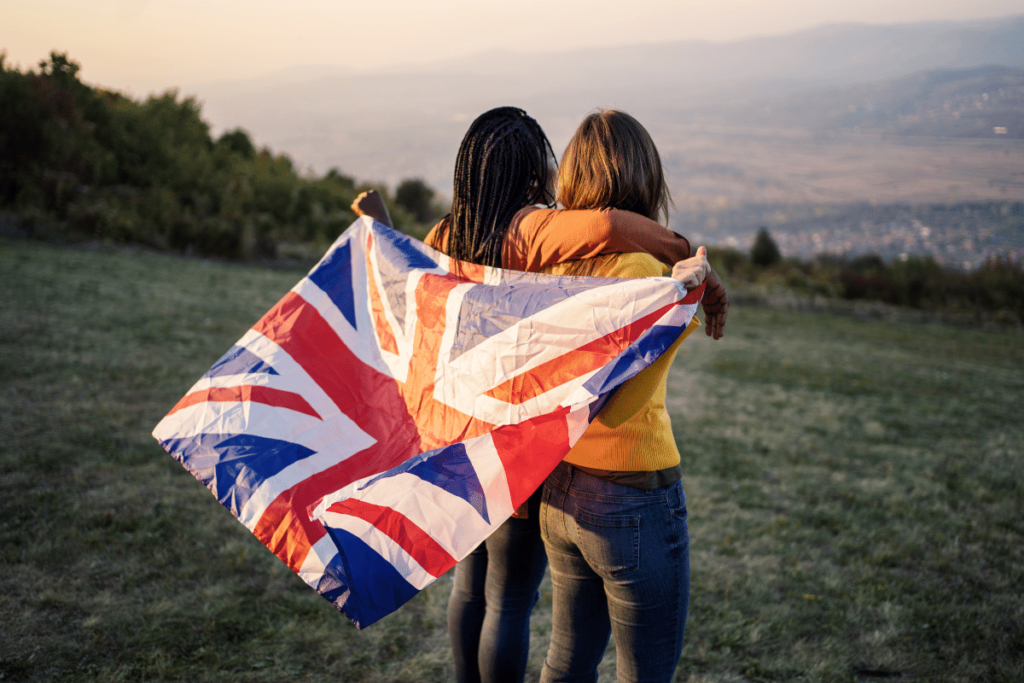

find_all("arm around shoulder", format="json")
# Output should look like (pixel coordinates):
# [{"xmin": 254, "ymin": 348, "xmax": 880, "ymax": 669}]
[{"xmin": 508, "ymin": 208, "xmax": 690, "ymax": 271}]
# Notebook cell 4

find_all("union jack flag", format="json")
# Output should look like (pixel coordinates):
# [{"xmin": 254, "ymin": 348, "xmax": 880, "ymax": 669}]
[{"xmin": 153, "ymin": 217, "xmax": 703, "ymax": 628}]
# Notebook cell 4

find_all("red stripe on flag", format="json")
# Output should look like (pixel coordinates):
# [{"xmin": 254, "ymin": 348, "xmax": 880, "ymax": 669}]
[
  {"xmin": 365, "ymin": 233, "xmax": 400, "ymax": 355},
  {"xmin": 402, "ymin": 273, "xmax": 497, "ymax": 452},
  {"xmin": 326, "ymin": 499, "xmax": 457, "ymax": 578},
  {"xmin": 250, "ymin": 291, "xmax": 423, "ymax": 573},
  {"xmin": 490, "ymin": 407, "xmax": 572, "ymax": 511},
  {"xmin": 168, "ymin": 385, "xmax": 321, "ymax": 419},
  {"xmin": 444, "ymin": 259, "xmax": 486, "ymax": 283},
  {"xmin": 484, "ymin": 300, "xmax": 681, "ymax": 405},
  {"xmin": 682, "ymin": 281, "xmax": 705, "ymax": 306}
]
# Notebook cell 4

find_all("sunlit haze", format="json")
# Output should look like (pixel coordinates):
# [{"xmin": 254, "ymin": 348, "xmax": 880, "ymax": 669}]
[{"xmin": 3, "ymin": 0, "xmax": 1023, "ymax": 94}]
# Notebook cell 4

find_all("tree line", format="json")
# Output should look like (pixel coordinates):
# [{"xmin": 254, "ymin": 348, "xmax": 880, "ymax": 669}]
[
  {"xmin": 2, "ymin": 53, "xmax": 1019, "ymax": 323},
  {"xmin": 0, "ymin": 52, "xmax": 445, "ymax": 259},
  {"xmin": 713, "ymin": 228, "xmax": 1023, "ymax": 324}
]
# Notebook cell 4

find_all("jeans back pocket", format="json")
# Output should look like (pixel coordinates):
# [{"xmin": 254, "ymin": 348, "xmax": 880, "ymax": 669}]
[{"xmin": 573, "ymin": 505, "xmax": 641, "ymax": 578}]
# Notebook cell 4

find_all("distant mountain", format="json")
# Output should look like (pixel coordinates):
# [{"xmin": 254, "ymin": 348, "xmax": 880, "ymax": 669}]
[
  {"xmin": 691, "ymin": 65, "xmax": 1024, "ymax": 138},
  {"xmin": 195, "ymin": 15, "xmax": 1024, "ymax": 120},
  {"xmin": 408, "ymin": 15, "xmax": 1024, "ymax": 92},
  {"xmin": 186, "ymin": 15, "xmax": 1024, "ymax": 203}
]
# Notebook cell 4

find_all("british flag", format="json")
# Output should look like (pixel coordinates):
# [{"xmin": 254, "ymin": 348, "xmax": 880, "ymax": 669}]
[{"xmin": 153, "ymin": 217, "xmax": 703, "ymax": 628}]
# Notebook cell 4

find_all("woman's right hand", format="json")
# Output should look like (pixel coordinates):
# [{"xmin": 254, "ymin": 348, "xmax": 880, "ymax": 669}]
[{"xmin": 351, "ymin": 190, "xmax": 393, "ymax": 228}]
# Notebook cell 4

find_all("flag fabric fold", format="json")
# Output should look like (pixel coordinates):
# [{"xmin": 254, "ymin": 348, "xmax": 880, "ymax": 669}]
[{"xmin": 153, "ymin": 216, "xmax": 703, "ymax": 628}]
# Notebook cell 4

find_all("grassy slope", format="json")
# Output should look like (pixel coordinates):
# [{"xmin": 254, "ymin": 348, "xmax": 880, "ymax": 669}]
[
  {"xmin": 672, "ymin": 308, "xmax": 1023, "ymax": 681},
  {"xmin": 0, "ymin": 239, "xmax": 1020, "ymax": 682}
]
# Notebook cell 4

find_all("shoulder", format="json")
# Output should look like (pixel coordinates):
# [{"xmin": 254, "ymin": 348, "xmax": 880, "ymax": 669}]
[
  {"xmin": 517, "ymin": 207, "xmax": 623, "ymax": 233},
  {"xmin": 423, "ymin": 220, "xmax": 448, "ymax": 254}
]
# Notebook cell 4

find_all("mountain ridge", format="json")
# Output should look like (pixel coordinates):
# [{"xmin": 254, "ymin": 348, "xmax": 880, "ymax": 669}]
[
  {"xmin": 181, "ymin": 15, "xmax": 1024, "ymax": 266},
  {"xmin": 189, "ymin": 14, "xmax": 1024, "ymax": 91}
]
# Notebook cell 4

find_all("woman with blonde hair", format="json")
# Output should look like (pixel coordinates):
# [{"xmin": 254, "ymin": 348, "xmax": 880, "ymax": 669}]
[{"xmin": 527, "ymin": 110, "xmax": 717, "ymax": 683}]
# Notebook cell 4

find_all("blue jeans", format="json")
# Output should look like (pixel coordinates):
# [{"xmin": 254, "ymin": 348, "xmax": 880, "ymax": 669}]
[
  {"xmin": 539, "ymin": 462, "xmax": 690, "ymax": 683},
  {"xmin": 448, "ymin": 491, "xmax": 548, "ymax": 683}
]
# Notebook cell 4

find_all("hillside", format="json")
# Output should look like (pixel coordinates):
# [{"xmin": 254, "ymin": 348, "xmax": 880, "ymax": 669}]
[
  {"xmin": 183, "ymin": 18, "xmax": 1024, "ymax": 272},
  {"xmin": 0, "ymin": 53, "xmax": 444, "ymax": 259},
  {"xmin": 191, "ymin": 15, "xmax": 1024, "ymax": 191},
  {"xmin": 700, "ymin": 65, "xmax": 1024, "ymax": 138}
]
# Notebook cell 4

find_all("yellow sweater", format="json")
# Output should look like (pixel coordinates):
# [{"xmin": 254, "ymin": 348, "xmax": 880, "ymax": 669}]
[{"xmin": 541, "ymin": 252, "xmax": 699, "ymax": 472}]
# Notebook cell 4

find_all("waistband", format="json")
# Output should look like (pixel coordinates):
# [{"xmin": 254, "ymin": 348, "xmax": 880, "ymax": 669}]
[{"xmin": 546, "ymin": 461, "xmax": 682, "ymax": 494}]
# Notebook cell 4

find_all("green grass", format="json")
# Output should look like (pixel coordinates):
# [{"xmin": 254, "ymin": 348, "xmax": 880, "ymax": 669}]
[
  {"xmin": 1, "ymin": 238, "xmax": 1021, "ymax": 682},
  {"xmin": 671, "ymin": 310, "xmax": 1023, "ymax": 682}
]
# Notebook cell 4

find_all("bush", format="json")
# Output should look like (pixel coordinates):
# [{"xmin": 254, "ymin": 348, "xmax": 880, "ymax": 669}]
[
  {"xmin": 395, "ymin": 178, "xmax": 443, "ymax": 224},
  {"xmin": 751, "ymin": 227, "xmax": 782, "ymax": 267},
  {"xmin": 0, "ymin": 52, "xmax": 443, "ymax": 260}
]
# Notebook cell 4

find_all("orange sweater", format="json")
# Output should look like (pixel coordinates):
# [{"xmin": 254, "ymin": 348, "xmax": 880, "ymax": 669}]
[{"xmin": 423, "ymin": 206, "xmax": 691, "ymax": 270}]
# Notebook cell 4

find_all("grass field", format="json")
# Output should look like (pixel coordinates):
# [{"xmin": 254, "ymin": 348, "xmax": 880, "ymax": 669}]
[{"xmin": 1, "ymin": 238, "xmax": 1021, "ymax": 682}]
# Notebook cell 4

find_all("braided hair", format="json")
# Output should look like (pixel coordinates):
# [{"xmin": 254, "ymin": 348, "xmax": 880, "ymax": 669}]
[{"xmin": 441, "ymin": 107, "xmax": 556, "ymax": 268}]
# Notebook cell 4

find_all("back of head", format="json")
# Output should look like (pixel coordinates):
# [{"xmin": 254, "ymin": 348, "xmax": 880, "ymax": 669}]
[
  {"xmin": 557, "ymin": 110, "xmax": 671, "ymax": 224},
  {"xmin": 444, "ymin": 107, "xmax": 555, "ymax": 268}
]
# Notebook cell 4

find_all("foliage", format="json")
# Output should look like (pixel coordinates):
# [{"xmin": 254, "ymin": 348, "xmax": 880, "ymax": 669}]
[
  {"xmin": 750, "ymin": 227, "xmax": 781, "ymax": 268},
  {"xmin": 395, "ymin": 178, "xmax": 445, "ymax": 225},
  {"xmin": 0, "ymin": 52, "xmax": 441, "ymax": 259},
  {"xmin": 2, "ymin": 239, "xmax": 1021, "ymax": 682},
  {"xmin": 708, "ymin": 245, "xmax": 1024, "ymax": 323}
]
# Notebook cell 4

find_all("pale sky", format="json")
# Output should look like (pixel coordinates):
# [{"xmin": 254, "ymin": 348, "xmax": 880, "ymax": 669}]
[{"xmin": 3, "ymin": 0, "xmax": 1023, "ymax": 95}]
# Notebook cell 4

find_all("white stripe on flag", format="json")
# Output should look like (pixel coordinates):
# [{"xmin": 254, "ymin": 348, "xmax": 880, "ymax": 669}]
[
  {"xmin": 298, "ymin": 534, "xmax": 340, "ymax": 589},
  {"xmin": 325, "ymin": 471, "xmax": 494, "ymax": 559},
  {"xmin": 460, "ymin": 367, "xmax": 604, "ymax": 426},
  {"xmin": 179, "ymin": 329, "xmax": 343, "ymax": 424},
  {"xmin": 565, "ymin": 405, "xmax": 591, "ymax": 448},
  {"xmin": 460, "ymin": 433, "xmax": 514, "ymax": 536},
  {"xmin": 434, "ymin": 279, "xmax": 685, "ymax": 417},
  {"xmin": 153, "ymin": 400, "xmax": 323, "ymax": 445},
  {"xmin": 318, "ymin": 511, "xmax": 436, "ymax": 590}
]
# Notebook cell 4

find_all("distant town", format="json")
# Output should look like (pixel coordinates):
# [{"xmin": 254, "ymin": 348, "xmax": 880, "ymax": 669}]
[{"xmin": 676, "ymin": 202, "xmax": 1024, "ymax": 269}]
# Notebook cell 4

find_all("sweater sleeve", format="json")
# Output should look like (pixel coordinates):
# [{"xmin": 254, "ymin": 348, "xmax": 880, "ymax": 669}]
[{"xmin": 503, "ymin": 207, "xmax": 691, "ymax": 272}]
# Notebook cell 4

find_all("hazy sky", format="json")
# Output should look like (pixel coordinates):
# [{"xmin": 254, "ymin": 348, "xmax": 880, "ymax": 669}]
[{"xmin": 3, "ymin": 0, "xmax": 1023, "ymax": 94}]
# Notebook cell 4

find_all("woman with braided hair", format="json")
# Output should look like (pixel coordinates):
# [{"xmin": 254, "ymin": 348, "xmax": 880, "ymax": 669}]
[
  {"xmin": 431, "ymin": 107, "xmax": 557, "ymax": 683},
  {"xmin": 355, "ymin": 107, "xmax": 561, "ymax": 683},
  {"xmin": 352, "ymin": 106, "xmax": 726, "ymax": 683}
]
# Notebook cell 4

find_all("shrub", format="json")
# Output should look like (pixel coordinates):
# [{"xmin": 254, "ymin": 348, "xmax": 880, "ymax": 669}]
[
  {"xmin": 395, "ymin": 178, "xmax": 442, "ymax": 224},
  {"xmin": 751, "ymin": 227, "xmax": 782, "ymax": 267},
  {"xmin": 0, "ymin": 52, "xmax": 444, "ymax": 260}
]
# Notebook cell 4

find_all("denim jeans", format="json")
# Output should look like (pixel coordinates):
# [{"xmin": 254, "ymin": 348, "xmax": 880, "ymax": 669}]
[
  {"xmin": 539, "ymin": 462, "xmax": 690, "ymax": 683},
  {"xmin": 448, "ymin": 491, "xmax": 548, "ymax": 683}
]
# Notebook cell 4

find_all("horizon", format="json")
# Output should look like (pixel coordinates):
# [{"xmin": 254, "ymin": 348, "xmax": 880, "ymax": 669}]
[
  {"xmin": 3, "ymin": 1, "xmax": 1022, "ymax": 270},
  {"xmin": 3, "ymin": 0, "xmax": 1024, "ymax": 96},
  {"xmin": 189, "ymin": 12, "xmax": 1024, "ymax": 87}
]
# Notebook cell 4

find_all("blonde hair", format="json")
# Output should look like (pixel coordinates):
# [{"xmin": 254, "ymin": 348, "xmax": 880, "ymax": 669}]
[{"xmin": 557, "ymin": 110, "xmax": 672, "ymax": 224}]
